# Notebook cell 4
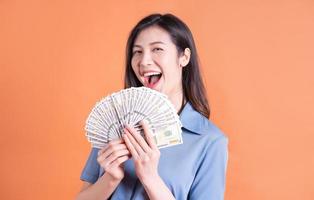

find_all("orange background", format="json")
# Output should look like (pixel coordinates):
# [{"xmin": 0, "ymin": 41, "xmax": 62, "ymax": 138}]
[{"xmin": 1, "ymin": 0, "xmax": 313, "ymax": 199}]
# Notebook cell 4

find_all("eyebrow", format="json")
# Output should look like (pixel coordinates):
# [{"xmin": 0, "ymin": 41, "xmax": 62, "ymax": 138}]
[{"xmin": 133, "ymin": 41, "xmax": 166, "ymax": 48}]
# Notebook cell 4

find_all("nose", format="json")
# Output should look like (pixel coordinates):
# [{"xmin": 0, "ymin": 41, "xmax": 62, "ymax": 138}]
[{"xmin": 139, "ymin": 51, "xmax": 153, "ymax": 68}]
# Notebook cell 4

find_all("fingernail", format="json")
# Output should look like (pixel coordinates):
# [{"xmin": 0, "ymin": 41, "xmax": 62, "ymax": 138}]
[{"xmin": 141, "ymin": 119, "xmax": 148, "ymax": 125}]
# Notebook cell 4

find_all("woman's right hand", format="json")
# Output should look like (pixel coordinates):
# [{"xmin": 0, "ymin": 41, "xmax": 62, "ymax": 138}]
[{"xmin": 97, "ymin": 139, "xmax": 131, "ymax": 181}]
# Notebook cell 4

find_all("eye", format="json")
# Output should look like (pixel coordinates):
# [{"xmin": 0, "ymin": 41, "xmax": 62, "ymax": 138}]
[
  {"xmin": 132, "ymin": 50, "xmax": 142, "ymax": 55},
  {"xmin": 153, "ymin": 47, "xmax": 163, "ymax": 52}
]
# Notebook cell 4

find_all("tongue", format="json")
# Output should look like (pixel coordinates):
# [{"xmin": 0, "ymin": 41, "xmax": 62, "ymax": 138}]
[{"xmin": 149, "ymin": 75, "xmax": 160, "ymax": 85}]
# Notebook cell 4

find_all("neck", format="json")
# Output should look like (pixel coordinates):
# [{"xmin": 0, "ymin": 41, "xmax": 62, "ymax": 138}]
[{"xmin": 167, "ymin": 89, "xmax": 185, "ymax": 113}]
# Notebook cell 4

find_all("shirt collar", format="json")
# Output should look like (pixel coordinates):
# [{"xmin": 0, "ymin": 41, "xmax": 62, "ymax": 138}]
[{"xmin": 179, "ymin": 102, "xmax": 209, "ymax": 135}]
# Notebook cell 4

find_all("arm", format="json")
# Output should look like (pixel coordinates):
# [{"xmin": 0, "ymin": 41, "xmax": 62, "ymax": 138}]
[
  {"xmin": 188, "ymin": 136, "xmax": 228, "ymax": 200},
  {"xmin": 123, "ymin": 121, "xmax": 175, "ymax": 200},
  {"xmin": 75, "ymin": 174, "xmax": 121, "ymax": 200},
  {"xmin": 76, "ymin": 140, "xmax": 130, "ymax": 200},
  {"xmin": 140, "ymin": 174, "xmax": 176, "ymax": 200}
]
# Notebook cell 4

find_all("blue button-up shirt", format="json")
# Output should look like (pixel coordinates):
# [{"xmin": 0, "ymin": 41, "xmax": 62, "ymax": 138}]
[{"xmin": 80, "ymin": 102, "xmax": 228, "ymax": 199}]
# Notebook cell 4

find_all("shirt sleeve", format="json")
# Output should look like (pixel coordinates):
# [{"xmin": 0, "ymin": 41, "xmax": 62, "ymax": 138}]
[
  {"xmin": 188, "ymin": 135, "xmax": 229, "ymax": 200},
  {"xmin": 80, "ymin": 148, "xmax": 100, "ymax": 184}
]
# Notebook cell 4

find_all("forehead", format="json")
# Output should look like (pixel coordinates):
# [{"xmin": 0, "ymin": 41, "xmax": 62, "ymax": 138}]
[{"xmin": 133, "ymin": 26, "xmax": 173, "ymax": 47}]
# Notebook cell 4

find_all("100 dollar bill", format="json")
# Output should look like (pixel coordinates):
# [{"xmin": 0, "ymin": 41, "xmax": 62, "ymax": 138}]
[{"xmin": 152, "ymin": 124, "xmax": 183, "ymax": 149}]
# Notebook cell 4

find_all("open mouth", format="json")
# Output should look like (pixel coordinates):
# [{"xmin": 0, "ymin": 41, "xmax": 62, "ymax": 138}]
[{"xmin": 144, "ymin": 72, "xmax": 162, "ymax": 88}]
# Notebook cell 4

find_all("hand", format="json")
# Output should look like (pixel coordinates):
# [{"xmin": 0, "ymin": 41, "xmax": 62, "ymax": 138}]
[
  {"xmin": 123, "ymin": 120, "xmax": 161, "ymax": 184},
  {"xmin": 97, "ymin": 139, "xmax": 130, "ymax": 181}
]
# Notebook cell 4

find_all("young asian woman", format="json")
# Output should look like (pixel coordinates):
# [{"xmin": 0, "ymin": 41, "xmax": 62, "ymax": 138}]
[{"xmin": 76, "ymin": 13, "xmax": 228, "ymax": 200}]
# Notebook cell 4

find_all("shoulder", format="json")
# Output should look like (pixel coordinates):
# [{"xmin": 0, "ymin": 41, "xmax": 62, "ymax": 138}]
[
  {"xmin": 201, "ymin": 118, "xmax": 228, "ymax": 142},
  {"xmin": 80, "ymin": 148, "xmax": 101, "ymax": 184},
  {"xmin": 186, "ymin": 118, "xmax": 228, "ymax": 200},
  {"xmin": 193, "ymin": 117, "xmax": 228, "ymax": 155},
  {"xmin": 180, "ymin": 102, "xmax": 228, "ymax": 143}
]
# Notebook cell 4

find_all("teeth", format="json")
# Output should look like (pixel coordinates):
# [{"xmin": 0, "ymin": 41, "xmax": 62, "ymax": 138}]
[{"xmin": 144, "ymin": 72, "xmax": 161, "ymax": 77}]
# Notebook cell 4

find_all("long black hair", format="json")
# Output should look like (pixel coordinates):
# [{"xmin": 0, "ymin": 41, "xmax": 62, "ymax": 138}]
[{"xmin": 124, "ymin": 13, "xmax": 210, "ymax": 118}]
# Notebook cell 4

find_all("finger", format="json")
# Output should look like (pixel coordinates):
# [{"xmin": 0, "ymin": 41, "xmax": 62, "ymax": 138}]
[
  {"xmin": 98, "ymin": 139, "xmax": 124, "ymax": 155},
  {"xmin": 99, "ymin": 144, "xmax": 128, "ymax": 161},
  {"xmin": 124, "ymin": 128, "xmax": 146, "ymax": 155},
  {"xmin": 140, "ymin": 120, "xmax": 157, "ymax": 149},
  {"xmin": 123, "ymin": 132, "xmax": 139, "ymax": 159},
  {"xmin": 98, "ymin": 148, "xmax": 130, "ymax": 167},
  {"xmin": 125, "ymin": 124, "xmax": 150, "ymax": 152},
  {"xmin": 110, "ymin": 155, "xmax": 130, "ymax": 168}
]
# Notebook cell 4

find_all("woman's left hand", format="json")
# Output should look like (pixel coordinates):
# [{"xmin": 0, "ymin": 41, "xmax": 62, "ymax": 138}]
[{"xmin": 122, "ymin": 120, "xmax": 160, "ymax": 185}]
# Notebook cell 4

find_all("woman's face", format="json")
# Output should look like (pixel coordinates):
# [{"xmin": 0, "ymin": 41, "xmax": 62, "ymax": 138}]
[{"xmin": 131, "ymin": 26, "xmax": 186, "ymax": 98}]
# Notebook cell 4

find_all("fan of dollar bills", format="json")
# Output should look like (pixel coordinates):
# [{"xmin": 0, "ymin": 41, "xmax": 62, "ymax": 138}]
[{"xmin": 85, "ymin": 87, "xmax": 183, "ymax": 149}]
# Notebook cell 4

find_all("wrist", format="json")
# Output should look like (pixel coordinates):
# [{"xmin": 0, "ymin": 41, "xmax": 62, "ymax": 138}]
[
  {"xmin": 141, "ymin": 174, "xmax": 175, "ymax": 200},
  {"xmin": 102, "ymin": 173, "xmax": 123, "ymax": 186},
  {"xmin": 140, "ymin": 173, "xmax": 161, "ymax": 188}
]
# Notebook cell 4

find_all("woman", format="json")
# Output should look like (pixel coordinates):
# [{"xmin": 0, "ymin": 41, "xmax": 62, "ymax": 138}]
[{"xmin": 76, "ymin": 13, "xmax": 228, "ymax": 200}]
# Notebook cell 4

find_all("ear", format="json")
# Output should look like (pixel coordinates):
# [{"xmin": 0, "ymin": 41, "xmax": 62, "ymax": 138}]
[{"xmin": 179, "ymin": 48, "xmax": 191, "ymax": 67}]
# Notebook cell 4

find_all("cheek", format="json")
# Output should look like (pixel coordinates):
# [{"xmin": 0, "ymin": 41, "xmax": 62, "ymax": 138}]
[
  {"xmin": 162, "ymin": 57, "xmax": 181, "ymax": 73},
  {"xmin": 131, "ymin": 58, "xmax": 137, "ymax": 72},
  {"xmin": 131, "ymin": 60, "xmax": 142, "ymax": 82}
]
